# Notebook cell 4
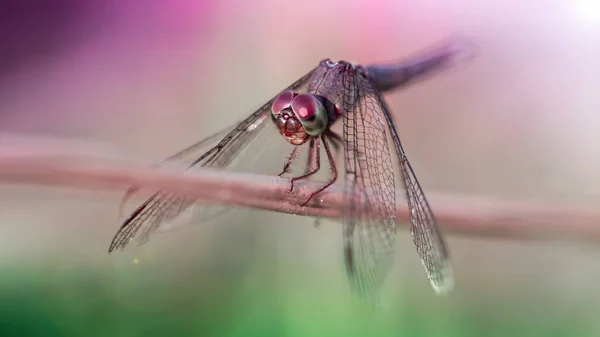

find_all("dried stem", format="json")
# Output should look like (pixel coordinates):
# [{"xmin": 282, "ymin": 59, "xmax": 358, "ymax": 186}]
[{"xmin": 1, "ymin": 141, "xmax": 600, "ymax": 243}]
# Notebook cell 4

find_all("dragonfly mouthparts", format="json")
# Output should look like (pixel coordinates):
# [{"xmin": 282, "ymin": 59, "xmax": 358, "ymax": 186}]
[{"xmin": 274, "ymin": 109, "xmax": 309, "ymax": 145}]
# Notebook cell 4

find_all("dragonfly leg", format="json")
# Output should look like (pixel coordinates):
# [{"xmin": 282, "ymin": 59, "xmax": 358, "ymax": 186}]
[
  {"xmin": 288, "ymin": 137, "xmax": 321, "ymax": 193},
  {"xmin": 299, "ymin": 134, "xmax": 338, "ymax": 207},
  {"xmin": 326, "ymin": 130, "xmax": 343, "ymax": 158},
  {"xmin": 304, "ymin": 137, "xmax": 316, "ymax": 174},
  {"xmin": 278, "ymin": 145, "xmax": 303, "ymax": 177}
]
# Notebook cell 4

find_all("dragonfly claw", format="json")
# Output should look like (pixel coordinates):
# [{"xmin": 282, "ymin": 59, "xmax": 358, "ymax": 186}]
[{"xmin": 299, "ymin": 193, "xmax": 318, "ymax": 207}]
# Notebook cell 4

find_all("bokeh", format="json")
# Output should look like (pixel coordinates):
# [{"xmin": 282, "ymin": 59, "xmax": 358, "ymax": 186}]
[{"xmin": 1, "ymin": 0, "xmax": 600, "ymax": 336}]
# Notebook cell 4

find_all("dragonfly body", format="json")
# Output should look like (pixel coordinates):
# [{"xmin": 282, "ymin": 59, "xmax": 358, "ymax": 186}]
[
  {"xmin": 271, "ymin": 60, "xmax": 362, "ymax": 205},
  {"xmin": 109, "ymin": 39, "xmax": 472, "ymax": 301}
]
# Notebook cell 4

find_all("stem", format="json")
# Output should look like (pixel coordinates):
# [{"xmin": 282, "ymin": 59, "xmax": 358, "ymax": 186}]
[{"xmin": 1, "ymin": 142, "xmax": 600, "ymax": 243}]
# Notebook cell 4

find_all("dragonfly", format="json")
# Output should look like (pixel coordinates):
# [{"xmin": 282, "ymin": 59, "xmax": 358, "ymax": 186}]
[{"xmin": 108, "ymin": 39, "xmax": 471, "ymax": 299}]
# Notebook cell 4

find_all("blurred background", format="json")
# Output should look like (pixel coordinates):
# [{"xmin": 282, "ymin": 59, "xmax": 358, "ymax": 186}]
[{"xmin": 1, "ymin": 0, "xmax": 600, "ymax": 336}]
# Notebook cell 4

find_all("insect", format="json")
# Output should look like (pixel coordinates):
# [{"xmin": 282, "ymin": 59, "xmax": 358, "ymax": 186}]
[{"xmin": 109, "ymin": 39, "xmax": 471, "ymax": 300}]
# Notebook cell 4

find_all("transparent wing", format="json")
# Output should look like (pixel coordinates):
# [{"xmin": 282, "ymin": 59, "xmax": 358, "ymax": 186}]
[
  {"xmin": 108, "ymin": 68, "xmax": 317, "ymax": 253},
  {"xmin": 116, "ymin": 123, "xmax": 235, "ymax": 219},
  {"xmin": 341, "ymin": 64, "xmax": 453, "ymax": 300},
  {"xmin": 367, "ymin": 68, "xmax": 453, "ymax": 294},
  {"xmin": 341, "ymin": 66, "xmax": 397, "ymax": 302}
]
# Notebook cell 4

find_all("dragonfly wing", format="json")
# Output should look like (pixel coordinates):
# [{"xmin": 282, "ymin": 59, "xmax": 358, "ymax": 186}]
[
  {"xmin": 108, "ymin": 67, "xmax": 317, "ymax": 253},
  {"xmin": 342, "ymin": 66, "xmax": 397, "ymax": 302},
  {"xmin": 367, "ymin": 68, "xmax": 454, "ymax": 294},
  {"xmin": 117, "ymin": 123, "xmax": 235, "ymax": 220}
]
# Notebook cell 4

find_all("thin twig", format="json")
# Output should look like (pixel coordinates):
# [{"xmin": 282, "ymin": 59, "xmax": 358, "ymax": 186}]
[{"xmin": 1, "ymin": 141, "xmax": 600, "ymax": 243}]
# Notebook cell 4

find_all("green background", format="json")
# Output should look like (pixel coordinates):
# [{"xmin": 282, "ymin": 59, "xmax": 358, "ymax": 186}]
[{"xmin": 2, "ymin": 206, "xmax": 600, "ymax": 337}]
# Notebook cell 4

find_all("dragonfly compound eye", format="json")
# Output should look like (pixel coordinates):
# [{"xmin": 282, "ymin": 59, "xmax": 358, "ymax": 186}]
[
  {"xmin": 291, "ymin": 93, "xmax": 328, "ymax": 136},
  {"xmin": 271, "ymin": 90, "xmax": 296, "ymax": 116}
]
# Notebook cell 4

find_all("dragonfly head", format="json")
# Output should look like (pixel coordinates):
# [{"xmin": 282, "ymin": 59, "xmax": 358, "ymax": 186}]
[{"xmin": 271, "ymin": 90, "xmax": 329, "ymax": 145}]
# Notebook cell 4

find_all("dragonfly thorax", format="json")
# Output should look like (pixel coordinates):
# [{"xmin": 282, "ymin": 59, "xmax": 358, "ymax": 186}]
[{"xmin": 271, "ymin": 90, "xmax": 330, "ymax": 145}]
